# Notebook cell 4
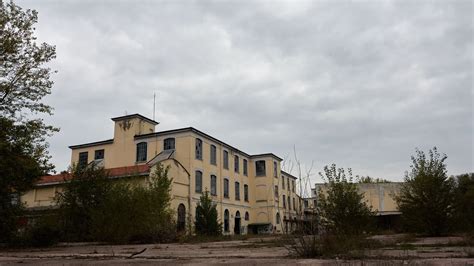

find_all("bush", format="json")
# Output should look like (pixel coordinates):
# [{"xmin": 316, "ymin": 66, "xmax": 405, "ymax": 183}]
[
  {"xmin": 90, "ymin": 163, "xmax": 176, "ymax": 243},
  {"xmin": 195, "ymin": 191, "xmax": 222, "ymax": 236},
  {"xmin": 28, "ymin": 221, "xmax": 61, "ymax": 247},
  {"xmin": 317, "ymin": 164, "xmax": 375, "ymax": 236},
  {"xmin": 395, "ymin": 147, "xmax": 456, "ymax": 236}
]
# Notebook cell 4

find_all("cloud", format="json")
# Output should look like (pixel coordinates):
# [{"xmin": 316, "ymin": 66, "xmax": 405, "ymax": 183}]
[{"xmin": 20, "ymin": 0, "xmax": 473, "ymax": 185}]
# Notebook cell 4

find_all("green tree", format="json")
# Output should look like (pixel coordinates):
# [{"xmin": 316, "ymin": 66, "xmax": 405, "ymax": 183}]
[
  {"xmin": 395, "ymin": 147, "xmax": 456, "ymax": 236},
  {"xmin": 317, "ymin": 164, "xmax": 375, "ymax": 236},
  {"xmin": 90, "ymin": 163, "xmax": 176, "ymax": 243},
  {"xmin": 56, "ymin": 165, "xmax": 111, "ymax": 241},
  {"xmin": 358, "ymin": 176, "xmax": 391, "ymax": 184},
  {"xmin": 194, "ymin": 190, "xmax": 222, "ymax": 236},
  {"xmin": 453, "ymin": 173, "xmax": 474, "ymax": 232},
  {"xmin": 0, "ymin": 1, "xmax": 57, "ymax": 243}
]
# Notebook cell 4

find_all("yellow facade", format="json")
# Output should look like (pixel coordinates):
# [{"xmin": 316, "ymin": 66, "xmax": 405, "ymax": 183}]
[
  {"xmin": 313, "ymin": 182, "xmax": 401, "ymax": 215},
  {"xmin": 22, "ymin": 114, "xmax": 303, "ymax": 235}
]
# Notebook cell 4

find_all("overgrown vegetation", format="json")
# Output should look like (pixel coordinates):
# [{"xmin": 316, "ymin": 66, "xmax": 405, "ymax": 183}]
[
  {"xmin": 291, "ymin": 164, "xmax": 375, "ymax": 258},
  {"xmin": 194, "ymin": 190, "xmax": 222, "ymax": 236},
  {"xmin": 395, "ymin": 147, "xmax": 456, "ymax": 236},
  {"xmin": 453, "ymin": 173, "xmax": 474, "ymax": 233},
  {"xmin": 0, "ymin": 1, "xmax": 58, "ymax": 244},
  {"xmin": 56, "ymin": 163, "xmax": 176, "ymax": 244}
]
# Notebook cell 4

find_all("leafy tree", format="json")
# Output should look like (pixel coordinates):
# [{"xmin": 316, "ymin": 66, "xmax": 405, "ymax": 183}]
[
  {"xmin": 56, "ymin": 165, "xmax": 111, "ymax": 241},
  {"xmin": 195, "ymin": 190, "xmax": 222, "ymax": 236},
  {"xmin": 0, "ymin": 1, "xmax": 57, "ymax": 243},
  {"xmin": 90, "ymin": 163, "xmax": 176, "ymax": 243},
  {"xmin": 453, "ymin": 173, "xmax": 474, "ymax": 232},
  {"xmin": 358, "ymin": 176, "xmax": 391, "ymax": 184},
  {"xmin": 395, "ymin": 147, "xmax": 456, "ymax": 236},
  {"xmin": 317, "ymin": 164, "xmax": 375, "ymax": 236}
]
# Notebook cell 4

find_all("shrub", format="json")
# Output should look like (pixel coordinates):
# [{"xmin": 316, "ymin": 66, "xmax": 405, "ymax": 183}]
[
  {"xmin": 28, "ymin": 221, "xmax": 61, "ymax": 247},
  {"xmin": 395, "ymin": 147, "xmax": 456, "ymax": 236},
  {"xmin": 195, "ymin": 191, "xmax": 222, "ymax": 236},
  {"xmin": 317, "ymin": 164, "xmax": 375, "ymax": 236},
  {"xmin": 90, "ymin": 163, "xmax": 176, "ymax": 243}
]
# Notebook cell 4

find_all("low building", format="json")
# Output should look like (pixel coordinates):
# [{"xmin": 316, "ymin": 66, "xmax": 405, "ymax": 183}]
[
  {"xmin": 313, "ymin": 182, "xmax": 402, "ymax": 230},
  {"xmin": 21, "ymin": 113, "xmax": 303, "ymax": 235}
]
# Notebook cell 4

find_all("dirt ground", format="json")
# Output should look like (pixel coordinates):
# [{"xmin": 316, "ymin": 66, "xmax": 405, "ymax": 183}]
[{"xmin": 0, "ymin": 235, "xmax": 473, "ymax": 265}]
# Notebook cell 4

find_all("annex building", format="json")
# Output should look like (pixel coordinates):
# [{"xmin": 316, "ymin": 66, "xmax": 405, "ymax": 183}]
[{"xmin": 21, "ymin": 114, "xmax": 303, "ymax": 235}]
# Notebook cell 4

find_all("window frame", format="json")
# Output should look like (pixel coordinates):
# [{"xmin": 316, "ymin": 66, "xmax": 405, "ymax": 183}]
[
  {"xmin": 195, "ymin": 138, "xmax": 203, "ymax": 160},
  {"xmin": 136, "ymin": 142, "xmax": 147, "ymax": 162},
  {"xmin": 243, "ymin": 159, "xmax": 248, "ymax": 176},
  {"xmin": 235, "ymin": 181, "xmax": 240, "ymax": 200},
  {"xmin": 94, "ymin": 149, "xmax": 104, "ymax": 160},
  {"xmin": 273, "ymin": 161, "xmax": 278, "ymax": 177},
  {"xmin": 195, "ymin": 170, "xmax": 203, "ymax": 193},
  {"xmin": 223, "ymin": 150, "xmax": 229, "ymax": 169},
  {"xmin": 210, "ymin": 145, "xmax": 217, "ymax": 165},
  {"xmin": 234, "ymin": 155, "xmax": 239, "ymax": 173},
  {"xmin": 244, "ymin": 184, "xmax": 249, "ymax": 202},
  {"xmin": 210, "ymin": 174, "xmax": 217, "ymax": 196},
  {"xmin": 255, "ymin": 160, "xmax": 266, "ymax": 176},
  {"xmin": 223, "ymin": 178, "xmax": 229, "ymax": 198},
  {"xmin": 163, "ymin": 137, "xmax": 175, "ymax": 150},
  {"xmin": 78, "ymin": 151, "xmax": 88, "ymax": 168}
]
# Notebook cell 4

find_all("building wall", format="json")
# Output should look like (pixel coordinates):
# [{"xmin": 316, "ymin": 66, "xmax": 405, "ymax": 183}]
[
  {"xmin": 22, "ymin": 115, "xmax": 298, "ymax": 235},
  {"xmin": 313, "ymin": 183, "xmax": 401, "ymax": 214}
]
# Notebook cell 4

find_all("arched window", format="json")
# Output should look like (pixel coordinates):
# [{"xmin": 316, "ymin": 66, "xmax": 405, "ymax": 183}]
[
  {"xmin": 210, "ymin": 145, "xmax": 217, "ymax": 165},
  {"xmin": 164, "ymin": 138, "xmax": 175, "ymax": 150},
  {"xmin": 223, "ymin": 178, "xmax": 229, "ymax": 198},
  {"xmin": 235, "ymin": 181, "xmax": 240, "ymax": 200},
  {"xmin": 276, "ymin": 212, "xmax": 280, "ymax": 224},
  {"xmin": 177, "ymin": 204, "xmax": 186, "ymax": 232},
  {"xmin": 210, "ymin": 175, "xmax": 217, "ymax": 196},
  {"xmin": 195, "ymin": 138, "xmax": 203, "ymax": 160},
  {"xmin": 136, "ymin": 142, "xmax": 147, "ymax": 162},
  {"xmin": 245, "ymin": 212, "xmax": 249, "ymax": 221},
  {"xmin": 195, "ymin": 170, "xmax": 202, "ymax": 193},
  {"xmin": 224, "ymin": 209, "xmax": 229, "ymax": 232}
]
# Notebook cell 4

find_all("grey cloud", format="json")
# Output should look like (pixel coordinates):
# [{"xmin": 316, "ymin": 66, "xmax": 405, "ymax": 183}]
[{"xmin": 20, "ymin": 0, "xmax": 472, "ymax": 185}]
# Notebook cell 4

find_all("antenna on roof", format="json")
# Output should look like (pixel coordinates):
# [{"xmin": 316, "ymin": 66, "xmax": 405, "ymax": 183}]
[{"xmin": 153, "ymin": 92, "xmax": 156, "ymax": 121}]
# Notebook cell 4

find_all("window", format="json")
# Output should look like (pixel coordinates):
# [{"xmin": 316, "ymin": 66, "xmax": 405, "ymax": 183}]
[
  {"xmin": 282, "ymin": 195, "xmax": 286, "ymax": 208},
  {"xmin": 223, "ymin": 150, "xmax": 229, "ymax": 169},
  {"xmin": 234, "ymin": 155, "xmax": 239, "ymax": 173},
  {"xmin": 292, "ymin": 180, "xmax": 295, "ymax": 193},
  {"xmin": 288, "ymin": 196, "xmax": 291, "ymax": 210},
  {"xmin": 273, "ymin": 161, "xmax": 278, "ymax": 177},
  {"xmin": 94, "ymin": 149, "xmax": 104, "ymax": 160},
  {"xmin": 210, "ymin": 145, "xmax": 217, "ymax": 165},
  {"xmin": 276, "ymin": 212, "xmax": 280, "ymax": 224},
  {"xmin": 235, "ymin": 182, "xmax": 240, "ymax": 200},
  {"xmin": 78, "ymin": 152, "xmax": 88, "ymax": 168},
  {"xmin": 293, "ymin": 198, "xmax": 296, "ymax": 212},
  {"xmin": 282, "ymin": 176, "xmax": 285, "ymax": 189},
  {"xmin": 245, "ymin": 212, "xmax": 249, "ymax": 221},
  {"xmin": 243, "ymin": 159, "xmax": 248, "ymax": 176},
  {"xmin": 255, "ymin": 160, "xmax": 266, "ymax": 176},
  {"xmin": 211, "ymin": 175, "xmax": 217, "ymax": 196},
  {"xmin": 287, "ymin": 177, "xmax": 290, "ymax": 191},
  {"xmin": 136, "ymin": 142, "xmax": 147, "ymax": 162},
  {"xmin": 224, "ymin": 209, "xmax": 230, "ymax": 232},
  {"xmin": 304, "ymin": 200, "xmax": 309, "ymax": 208},
  {"xmin": 244, "ymin": 184, "xmax": 249, "ymax": 202},
  {"xmin": 164, "ymin": 138, "xmax": 175, "ymax": 150},
  {"xmin": 177, "ymin": 204, "xmax": 186, "ymax": 232},
  {"xmin": 274, "ymin": 185, "xmax": 279, "ymax": 198},
  {"xmin": 223, "ymin": 178, "xmax": 229, "ymax": 198},
  {"xmin": 195, "ymin": 138, "xmax": 202, "ymax": 160},
  {"xmin": 195, "ymin": 170, "xmax": 202, "ymax": 193}
]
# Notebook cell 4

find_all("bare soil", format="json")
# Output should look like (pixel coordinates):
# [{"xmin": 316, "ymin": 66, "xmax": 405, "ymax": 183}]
[{"xmin": 0, "ymin": 235, "xmax": 473, "ymax": 265}]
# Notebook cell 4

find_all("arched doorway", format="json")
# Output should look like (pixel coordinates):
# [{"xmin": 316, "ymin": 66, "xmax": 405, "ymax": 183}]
[
  {"xmin": 234, "ymin": 211, "xmax": 241, "ymax": 235},
  {"xmin": 177, "ymin": 204, "xmax": 186, "ymax": 232}
]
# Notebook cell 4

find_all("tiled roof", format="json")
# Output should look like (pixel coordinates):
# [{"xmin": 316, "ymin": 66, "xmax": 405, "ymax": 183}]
[{"xmin": 36, "ymin": 164, "xmax": 150, "ymax": 186}]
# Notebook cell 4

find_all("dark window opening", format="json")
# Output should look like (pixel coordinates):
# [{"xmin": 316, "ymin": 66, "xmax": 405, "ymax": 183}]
[
  {"xmin": 211, "ymin": 175, "xmax": 217, "ymax": 196},
  {"xmin": 210, "ymin": 145, "xmax": 217, "ymax": 165},
  {"xmin": 136, "ymin": 142, "xmax": 147, "ymax": 162},
  {"xmin": 164, "ymin": 138, "xmax": 175, "ymax": 150},
  {"xmin": 195, "ymin": 138, "xmax": 203, "ymax": 160},
  {"xmin": 78, "ymin": 152, "xmax": 88, "ymax": 168},
  {"xmin": 255, "ymin": 160, "xmax": 266, "ymax": 176},
  {"xmin": 195, "ymin": 170, "xmax": 202, "ymax": 193},
  {"xmin": 94, "ymin": 149, "xmax": 104, "ymax": 160}
]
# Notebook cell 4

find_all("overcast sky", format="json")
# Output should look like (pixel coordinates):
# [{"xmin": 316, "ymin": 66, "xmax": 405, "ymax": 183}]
[{"xmin": 20, "ymin": 0, "xmax": 473, "ymax": 186}]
